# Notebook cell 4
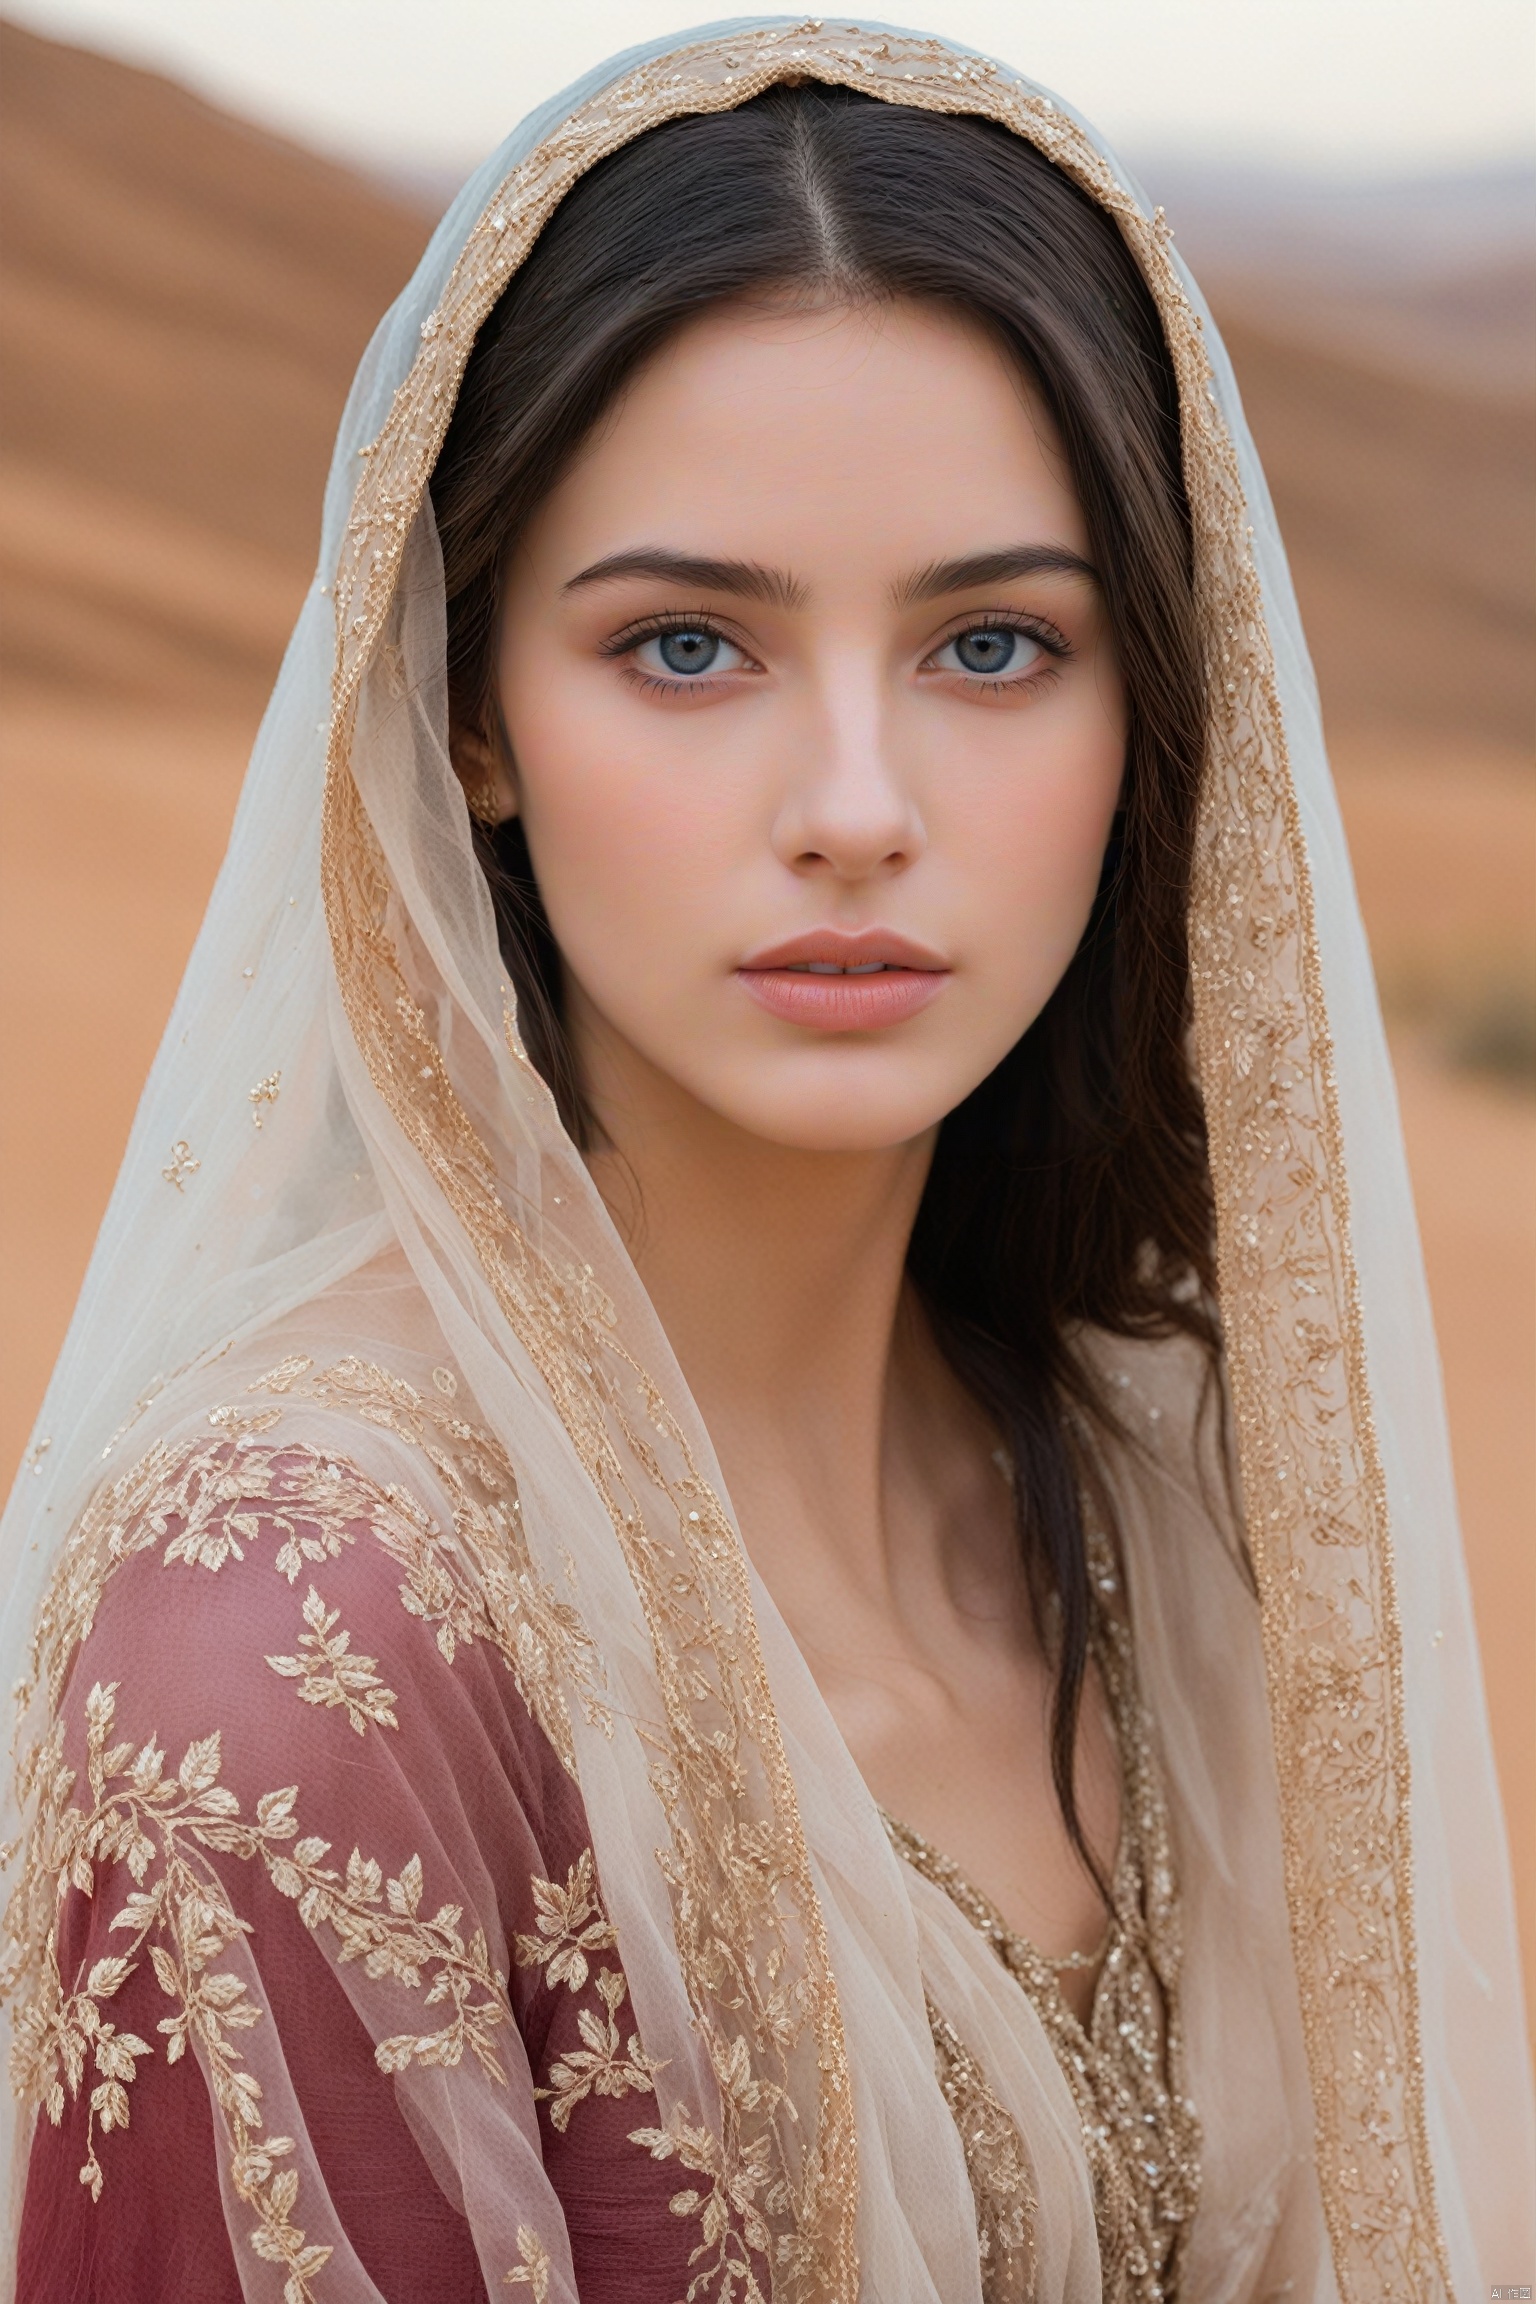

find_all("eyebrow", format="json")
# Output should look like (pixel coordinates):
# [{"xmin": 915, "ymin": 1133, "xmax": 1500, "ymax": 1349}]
[
  {"xmin": 894, "ymin": 546, "xmax": 1099, "ymax": 605},
  {"xmin": 561, "ymin": 541, "xmax": 1097, "ymax": 613},
  {"xmin": 562, "ymin": 549, "xmax": 806, "ymax": 610}
]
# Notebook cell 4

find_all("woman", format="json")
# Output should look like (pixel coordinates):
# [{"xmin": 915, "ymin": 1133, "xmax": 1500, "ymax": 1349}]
[{"xmin": 1, "ymin": 20, "xmax": 1528, "ymax": 2301}]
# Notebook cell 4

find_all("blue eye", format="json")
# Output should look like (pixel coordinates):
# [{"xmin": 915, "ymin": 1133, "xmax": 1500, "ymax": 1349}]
[
  {"xmin": 956, "ymin": 628, "xmax": 1015, "ymax": 674},
  {"xmin": 631, "ymin": 626, "xmax": 749, "ymax": 679},
  {"xmin": 658, "ymin": 628, "xmax": 718, "ymax": 674},
  {"xmin": 936, "ymin": 626, "xmax": 1041, "ymax": 678}
]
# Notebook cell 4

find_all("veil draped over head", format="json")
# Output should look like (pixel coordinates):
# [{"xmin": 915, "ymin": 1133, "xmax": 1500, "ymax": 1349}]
[{"xmin": 1, "ymin": 18, "xmax": 1529, "ymax": 2302}]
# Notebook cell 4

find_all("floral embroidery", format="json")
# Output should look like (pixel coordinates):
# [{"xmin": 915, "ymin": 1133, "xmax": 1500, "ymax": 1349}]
[
  {"xmin": 537, "ymin": 1966, "xmax": 662, "ymax": 2132},
  {"xmin": 251, "ymin": 1355, "xmax": 608, "ymax": 1771},
  {"xmin": 515, "ymin": 1853, "xmax": 662, "ymax": 2132},
  {"xmin": 3, "ymin": 1371, "xmax": 612, "ymax": 2269},
  {"xmin": 266, "ymin": 1584, "xmax": 400, "ymax": 1736},
  {"xmin": 629, "ymin": 2030, "xmax": 781, "ymax": 2304},
  {"xmin": 9, "ymin": 1681, "xmax": 331, "ymax": 2296},
  {"xmin": 306, "ymin": 1843, "xmax": 508, "ymax": 2083},
  {"xmin": 514, "ymin": 1850, "xmax": 616, "ymax": 1992},
  {"xmin": 13, "ymin": 1428, "xmax": 384, "ymax": 1732},
  {"xmin": 8, "ymin": 1665, "xmax": 514, "ymax": 2292},
  {"xmin": 515, "ymin": 1864, "xmax": 771, "ymax": 2290},
  {"xmin": 505, "ymin": 2225, "xmax": 553, "ymax": 2298},
  {"xmin": 14, "ymin": 1355, "xmax": 606, "ymax": 1795},
  {"xmin": 513, "ymin": 1852, "xmax": 774, "ymax": 2280}
]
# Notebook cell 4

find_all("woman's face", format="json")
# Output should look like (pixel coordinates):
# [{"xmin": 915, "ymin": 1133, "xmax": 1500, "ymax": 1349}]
[{"xmin": 487, "ymin": 298, "xmax": 1125, "ymax": 1153}]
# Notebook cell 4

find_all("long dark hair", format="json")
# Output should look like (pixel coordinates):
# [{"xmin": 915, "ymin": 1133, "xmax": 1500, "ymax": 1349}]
[{"xmin": 430, "ymin": 85, "xmax": 1215, "ymax": 1881}]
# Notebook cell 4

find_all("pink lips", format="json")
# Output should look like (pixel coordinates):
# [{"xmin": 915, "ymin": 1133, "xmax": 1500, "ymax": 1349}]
[{"xmin": 736, "ymin": 928, "xmax": 951, "ymax": 1033}]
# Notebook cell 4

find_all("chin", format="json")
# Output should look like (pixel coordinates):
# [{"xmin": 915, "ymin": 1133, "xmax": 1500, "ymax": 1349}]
[{"xmin": 700, "ymin": 1057, "xmax": 965, "ymax": 1154}]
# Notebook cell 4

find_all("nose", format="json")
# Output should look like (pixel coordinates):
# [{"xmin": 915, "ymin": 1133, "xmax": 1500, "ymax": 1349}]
[{"xmin": 770, "ymin": 666, "xmax": 926, "ymax": 883}]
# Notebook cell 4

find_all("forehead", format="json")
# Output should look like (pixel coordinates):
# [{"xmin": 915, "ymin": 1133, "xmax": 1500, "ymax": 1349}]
[{"xmin": 524, "ymin": 297, "xmax": 1089, "ymax": 571}]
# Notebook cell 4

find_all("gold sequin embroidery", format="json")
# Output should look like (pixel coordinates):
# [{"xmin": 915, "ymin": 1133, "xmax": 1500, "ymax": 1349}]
[
  {"xmin": 536, "ymin": 1965, "xmax": 662, "ymax": 2134},
  {"xmin": 11, "ymin": 1377, "xmax": 602, "ymax": 1776},
  {"xmin": 250, "ymin": 1353, "xmax": 609, "ymax": 1773},
  {"xmin": 927, "ymin": 1993, "xmax": 1038, "ymax": 2304},
  {"xmin": 890, "ymin": 1542, "xmax": 1200, "ymax": 2302},
  {"xmin": 512, "ymin": 1852, "xmax": 766, "ymax": 2285},
  {"xmin": 628, "ymin": 2052, "xmax": 779, "ymax": 2304},
  {"xmin": 248, "ymin": 1071, "xmax": 282, "ymax": 1128},
  {"xmin": 1, "ymin": 1365, "xmax": 611, "ymax": 2270},
  {"xmin": 161, "ymin": 1139, "xmax": 199, "ymax": 1190}
]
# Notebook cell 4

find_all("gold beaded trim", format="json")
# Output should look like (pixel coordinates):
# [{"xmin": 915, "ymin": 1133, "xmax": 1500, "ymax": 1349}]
[
  {"xmin": 888, "ymin": 1540, "xmax": 1200, "ymax": 2301},
  {"xmin": 926, "ymin": 1992, "xmax": 1039, "ymax": 2303}
]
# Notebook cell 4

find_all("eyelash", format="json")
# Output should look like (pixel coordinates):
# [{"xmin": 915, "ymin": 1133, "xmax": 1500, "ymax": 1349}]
[
  {"xmin": 596, "ymin": 610, "xmax": 748, "ymax": 696},
  {"xmin": 926, "ymin": 611, "xmax": 1071, "ymax": 690},
  {"xmin": 601, "ymin": 607, "xmax": 1073, "ymax": 694}
]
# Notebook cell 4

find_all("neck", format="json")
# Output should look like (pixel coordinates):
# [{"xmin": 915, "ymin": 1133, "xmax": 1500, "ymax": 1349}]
[{"xmin": 576, "ymin": 1000, "xmax": 937, "ymax": 1601}]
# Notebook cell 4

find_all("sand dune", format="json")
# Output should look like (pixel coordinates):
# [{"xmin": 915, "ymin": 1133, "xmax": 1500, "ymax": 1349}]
[
  {"xmin": 0, "ymin": 451, "xmax": 309, "ymax": 700},
  {"xmin": 1220, "ymin": 308, "xmax": 1533, "ymax": 747},
  {"xmin": 1, "ymin": 20, "xmax": 1531, "ymax": 2016},
  {"xmin": 1, "ymin": 18, "xmax": 429, "ymax": 705}
]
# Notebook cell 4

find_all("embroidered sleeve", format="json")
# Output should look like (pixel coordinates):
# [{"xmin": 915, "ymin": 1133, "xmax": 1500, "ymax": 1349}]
[
  {"xmin": 7, "ymin": 1435, "xmax": 735, "ymax": 2303},
  {"xmin": 511, "ymin": 1850, "xmax": 772, "ymax": 2301},
  {"xmin": 12, "ymin": 1450, "xmax": 521, "ymax": 2300}
]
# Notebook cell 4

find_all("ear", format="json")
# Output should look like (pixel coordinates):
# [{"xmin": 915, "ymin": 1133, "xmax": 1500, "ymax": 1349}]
[{"xmin": 449, "ymin": 712, "xmax": 520, "ymax": 828}]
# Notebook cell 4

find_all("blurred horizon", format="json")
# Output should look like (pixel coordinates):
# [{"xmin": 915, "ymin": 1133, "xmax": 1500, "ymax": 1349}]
[{"xmin": 5, "ymin": 0, "xmax": 1535, "ymax": 175}]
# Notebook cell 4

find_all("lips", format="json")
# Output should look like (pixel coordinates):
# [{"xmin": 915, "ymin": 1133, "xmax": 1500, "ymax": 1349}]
[{"xmin": 736, "ymin": 928, "xmax": 951, "ymax": 1033}]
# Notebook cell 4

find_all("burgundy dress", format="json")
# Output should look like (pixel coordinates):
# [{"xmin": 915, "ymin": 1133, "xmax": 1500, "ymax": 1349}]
[{"xmin": 16, "ymin": 1440, "xmax": 764, "ymax": 2301}]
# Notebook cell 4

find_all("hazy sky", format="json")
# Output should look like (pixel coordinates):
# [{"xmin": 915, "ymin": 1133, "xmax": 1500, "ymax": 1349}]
[{"xmin": 10, "ymin": 0, "xmax": 1535, "ymax": 175}]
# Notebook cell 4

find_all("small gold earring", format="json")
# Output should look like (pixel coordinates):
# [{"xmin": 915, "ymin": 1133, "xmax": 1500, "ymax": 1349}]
[{"xmin": 466, "ymin": 777, "xmax": 502, "ymax": 827}]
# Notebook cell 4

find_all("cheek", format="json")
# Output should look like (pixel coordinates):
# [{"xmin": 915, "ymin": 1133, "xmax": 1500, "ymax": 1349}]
[
  {"xmin": 972, "ymin": 761, "xmax": 1119, "ymax": 989},
  {"xmin": 500, "ymin": 662, "xmax": 748, "ymax": 997},
  {"xmin": 940, "ymin": 692, "xmax": 1124, "ymax": 1030}
]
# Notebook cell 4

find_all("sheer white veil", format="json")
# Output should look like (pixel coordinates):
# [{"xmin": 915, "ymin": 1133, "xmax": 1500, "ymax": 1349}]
[{"xmin": 2, "ymin": 19, "xmax": 1529, "ymax": 2299}]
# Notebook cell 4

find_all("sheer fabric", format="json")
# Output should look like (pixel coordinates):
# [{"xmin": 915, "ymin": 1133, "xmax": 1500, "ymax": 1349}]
[
  {"xmin": 2, "ymin": 18, "xmax": 1529, "ymax": 2302},
  {"xmin": 15, "ymin": 1381, "xmax": 710, "ymax": 2301}
]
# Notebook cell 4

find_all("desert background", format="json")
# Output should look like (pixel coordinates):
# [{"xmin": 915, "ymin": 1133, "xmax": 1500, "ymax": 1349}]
[{"xmin": 1, "ymin": 16, "xmax": 1532, "ymax": 2022}]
